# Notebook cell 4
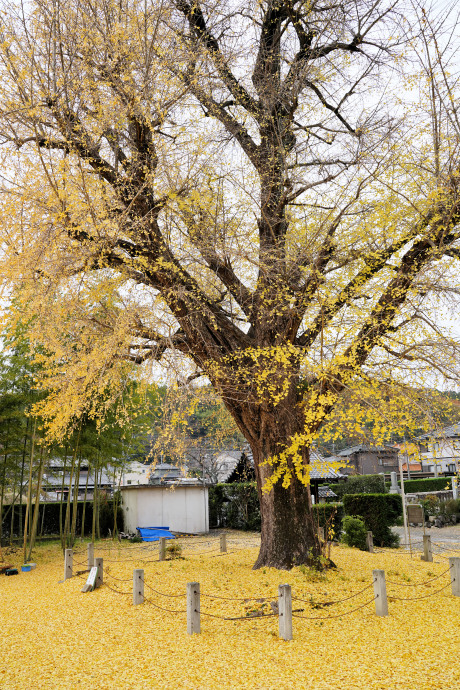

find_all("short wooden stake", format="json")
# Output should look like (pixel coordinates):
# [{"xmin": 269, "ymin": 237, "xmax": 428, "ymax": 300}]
[
  {"xmin": 366, "ymin": 531, "xmax": 374, "ymax": 553},
  {"xmin": 317, "ymin": 526, "xmax": 325, "ymax": 542},
  {"xmin": 373, "ymin": 569, "xmax": 388, "ymax": 616},
  {"xmin": 133, "ymin": 569, "xmax": 144, "ymax": 605},
  {"xmin": 64, "ymin": 549, "xmax": 73, "ymax": 580},
  {"xmin": 421, "ymin": 535, "xmax": 433, "ymax": 562},
  {"xmin": 220, "ymin": 534, "xmax": 227, "ymax": 553},
  {"xmin": 278, "ymin": 584, "xmax": 293, "ymax": 641},
  {"xmin": 87, "ymin": 542, "xmax": 94, "ymax": 569},
  {"xmin": 159, "ymin": 537, "xmax": 166, "ymax": 561},
  {"xmin": 187, "ymin": 582, "xmax": 200, "ymax": 634},
  {"xmin": 449, "ymin": 557, "xmax": 460, "ymax": 597},
  {"xmin": 94, "ymin": 557, "xmax": 103, "ymax": 588}
]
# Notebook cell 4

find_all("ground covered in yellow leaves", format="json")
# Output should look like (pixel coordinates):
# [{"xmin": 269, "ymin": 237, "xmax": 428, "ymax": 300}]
[{"xmin": 1, "ymin": 533, "xmax": 459, "ymax": 689}]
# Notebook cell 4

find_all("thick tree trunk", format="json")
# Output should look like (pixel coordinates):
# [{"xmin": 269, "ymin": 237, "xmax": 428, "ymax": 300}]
[
  {"xmin": 222, "ymin": 381, "xmax": 323, "ymax": 570},
  {"xmin": 253, "ymin": 454, "xmax": 319, "ymax": 570}
]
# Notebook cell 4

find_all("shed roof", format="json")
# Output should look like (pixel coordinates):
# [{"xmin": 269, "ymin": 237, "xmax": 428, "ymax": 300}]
[{"xmin": 318, "ymin": 485, "xmax": 337, "ymax": 498}]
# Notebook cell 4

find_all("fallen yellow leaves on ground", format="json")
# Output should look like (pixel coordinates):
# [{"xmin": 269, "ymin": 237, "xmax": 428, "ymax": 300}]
[{"xmin": 0, "ymin": 534, "xmax": 459, "ymax": 689}]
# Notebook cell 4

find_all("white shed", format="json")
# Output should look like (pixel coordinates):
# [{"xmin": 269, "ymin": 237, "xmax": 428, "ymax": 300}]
[{"xmin": 120, "ymin": 484, "xmax": 209, "ymax": 534}]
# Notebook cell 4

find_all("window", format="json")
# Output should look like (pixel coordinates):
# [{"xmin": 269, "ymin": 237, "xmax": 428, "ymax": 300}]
[
  {"xmin": 127, "ymin": 480, "xmax": 132, "ymax": 485},
  {"xmin": 448, "ymin": 464, "xmax": 456, "ymax": 474}
]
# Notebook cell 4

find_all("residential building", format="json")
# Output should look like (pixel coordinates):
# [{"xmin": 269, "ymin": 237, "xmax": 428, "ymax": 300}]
[
  {"xmin": 337, "ymin": 445, "xmax": 399, "ymax": 475},
  {"xmin": 408, "ymin": 424, "xmax": 460, "ymax": 475},
  {"xmin": 120, "ymin": 460, "xmax": 151, "ymax": 486}
]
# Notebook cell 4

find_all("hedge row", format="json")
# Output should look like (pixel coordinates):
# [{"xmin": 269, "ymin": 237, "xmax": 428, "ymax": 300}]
[
  {"xmin": 1, "ymin": 499, "xmax": 123, "ymax": 541},
  {"xmin": 332, "ymin": 474, "xmax": 386, "ymax": 499},
  {"xmin": 343, "ymin": 493, "xmax": 402, "ymax": 547},
  {"xmin": 399, "ymin": 477, "xmax": 453, "ymax": 493},
  {"xmin": 208, "ymin": 483, "xmax": 344, "ymax": 537}
]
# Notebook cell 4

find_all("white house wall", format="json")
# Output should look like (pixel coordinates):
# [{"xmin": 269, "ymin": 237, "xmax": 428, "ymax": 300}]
[{"xmin": 121, "ymin": 486, "xmax": 209, "ymax": 534}]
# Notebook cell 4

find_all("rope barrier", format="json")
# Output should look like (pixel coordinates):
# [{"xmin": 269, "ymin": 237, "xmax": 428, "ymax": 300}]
[
  {"xmin": 292, "ymin": 581, "xmax": 374, "ymax": 605},
  {"xmin": 72, "ymin": 558, "xmax": 87, "ymax": 566},
  {"xmin": 374, "ymin": 548, "xmax": 422, "ymax": 555},
  {"xmin": 143, "ymin": 581, "xmax": 185, "ymax": 598},
  {"xmin": 292, "ymin": 595, "xmax": 377, "ymax": 620},
  {"xmin": 103, "ymin": 581, "xmax": 131, "ymax": 596},
  {"xmin": 388, "ymin": 580, "xmax": 453, "ymax": 601},
  {"xmin": 431, "ymin": 542, "xmax": 460, "ymax": 552},
  {"xmin": 143, "ymin": 596, "xmax": 186, "ymax": 615},
  {"xmin": 399, "ymin": 540, "xmax": 425, "ymax": 546},
  {"xmin": 200, "ymin": 592, "xmax": 272, "ymax": 602},
  {"xmin": 386, "ymin": 565, "xmax": 453, "ymax": 587},
  {"xmin": 199, "ymin": 609, "xmax": 278, "ymax": 622},
  {"xmin": 104, "ymin": 571, "xmax": 133, "ymax": 583}
]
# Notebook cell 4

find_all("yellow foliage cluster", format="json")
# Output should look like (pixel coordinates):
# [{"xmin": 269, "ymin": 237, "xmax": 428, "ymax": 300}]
[{"xmin": 1, "ymin": 535, "xmax": 459, "ymax": 689}]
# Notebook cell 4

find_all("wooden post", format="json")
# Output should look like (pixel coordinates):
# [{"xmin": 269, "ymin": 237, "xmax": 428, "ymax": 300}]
[
  {"xmin": 133, "ymin": 569, "xmax": 144, "ymax": 605},
  {"xmin": 87, "ymin": 542, "xmax": 94, "ymax": 569},
  {"xmin": 366, "ymin": 531, "xmax": 374, "ymax": 553},
  {"xmin": 64, "ymin": 549, "xmax": 73, "ymax": 580},
  {"xmin": 94, "ymin": 557, "xmax": 103, "ymax": 588},
  {"xmin": 220, "ymin": 534, "xmax": 227, "ymax": 553},
  {"xmin": 278, "ymin": 584, "xmax": 293, "ymax": 641},
  {"xmin": 373, "ymin": 569, "xmax": 388, "ymax": 616},
  {"xmin": 159, "ymin": 537, "xmax": 166, "ymax": 561},
  {"xmin": 421, "ymin": 535, "xmax": 433, "ymax": 563},
  {"xmin": 317, "ymin": 526, "xmax": 325, "ymax": 542},
  {"xmin": 449, "ymin": 557, "xmax": 460, "ymax": 597},
  {"xmin": 187, "ymin": 582, "xmax": 200, "ymax": 634}
]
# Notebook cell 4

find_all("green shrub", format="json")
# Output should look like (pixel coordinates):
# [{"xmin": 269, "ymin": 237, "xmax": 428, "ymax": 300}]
[
  {"xmin": 420, "ymin": 495, "xmax": 441, "ymax": 518},
  {"xmin": 343, "ymin": 494, "xmax": 402, "ymax": 547},
  {"xmin": 400, "ymin": 477, "xmax": 453, "ymax": 493},
  {"xmin": 342, "ymin": 516, "xmax": 367, "ymax": 550},
  {"xmin": 444, "ymin": 498, "xmax": 460, "ymax": 517},
  {"xmin": 166, "ymin": 542, "xmax": 183, "ymax": 559},
  {"xmin": 333, "ymin": 475, "xmax": 386, "ymax": 499},
  {"xmin": 421, "ymin": 496, "xmax": 460, "ymax": 520}
]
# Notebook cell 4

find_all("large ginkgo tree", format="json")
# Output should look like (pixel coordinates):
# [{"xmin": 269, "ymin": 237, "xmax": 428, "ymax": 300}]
[{"xmin": 1, "ymin": 0, "xmax": 460, "ymax": 567}]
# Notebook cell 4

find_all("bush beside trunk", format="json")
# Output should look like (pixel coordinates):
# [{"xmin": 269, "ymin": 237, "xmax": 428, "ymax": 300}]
[{"xmin": 343, "ymin": 493, "xmax": 402, "ymax": 547}]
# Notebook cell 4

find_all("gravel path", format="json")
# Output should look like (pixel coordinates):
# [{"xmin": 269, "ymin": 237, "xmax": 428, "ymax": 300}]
[{"xmin": 393, "ymin": 523, "xmax": 460, "ymax": 545}]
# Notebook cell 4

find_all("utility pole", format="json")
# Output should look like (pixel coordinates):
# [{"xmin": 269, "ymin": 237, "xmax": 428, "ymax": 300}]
[{"xmin": 399, "ymin": 454, "xmax": 409, "ymax": 547}]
